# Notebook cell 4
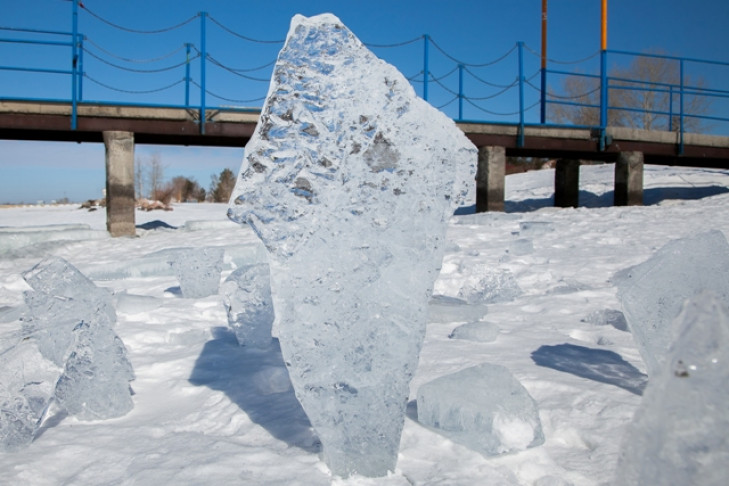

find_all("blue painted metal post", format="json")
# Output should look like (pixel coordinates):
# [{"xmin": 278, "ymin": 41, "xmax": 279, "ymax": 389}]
[
  {"xmin": 78, "ymin": 36, "xmax": 84, "ymax": 101},
  {"xmin": 185, "ymin": 43, "xmax": 191, "ymax": 108},
  {"xmin": 599, "ymin": 49, "xmax": 608, "ymax": 150},
  {"xmin": 679, "ymin": 59, "xmax": 684, "ymax": 155},
  {"xmin": 668, "ymin": 85, "xmax": 673, "ymax": 132},
  {"xmin": 517, "ymin": 41, "xmax": 525, "ymax": 147},
  {"xmin": 200, "ymin": 12, "xmax": 207, "ymax": 134},
  {"xmin": 423, "ymin": 34, "xmax": 429, "ymax": 101},
  {"xmin": 71, "ymin": 0, "xmax": 79, "ymax": 130},
  {"xmin": 458, "ymin": 64, "xmax": 464, "ymax": 121}
]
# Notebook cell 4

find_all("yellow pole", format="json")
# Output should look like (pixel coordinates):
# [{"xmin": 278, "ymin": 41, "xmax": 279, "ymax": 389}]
[{"xmin": 601, "ymin": 0, "xmax": 608, "ymax": 51}]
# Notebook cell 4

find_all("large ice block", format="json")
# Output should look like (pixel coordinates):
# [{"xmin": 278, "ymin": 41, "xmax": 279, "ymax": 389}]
[
  {"xmin": 614, "ymin": 230, "xmax": 729, "ymax": 376},
  {"xmin": 614, "ymin": 291, "xmax": 729, "ymax": 485},
  {"xmin": 227, "ymin": 13, "xmax": 476, "ymax": 477},
  {"xmin": 417, "ymin": 363, "xmax": 544, "ymax": 456}
]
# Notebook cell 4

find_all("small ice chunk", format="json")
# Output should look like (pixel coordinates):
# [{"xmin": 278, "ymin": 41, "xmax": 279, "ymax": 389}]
[
  {"xmin": 115, "ymin": 292, "xmax": 163, "ymax": 315},
  {"xmin": 614, "ymin": 292, "xmax": 729, "ymax": 485},
  {"xmin": 221, "ymin": 263, "xmax": 274, "ymax": 348},
  {"xmin": 582, "ymin": 308, "xmax": 628, "ymax": 332},
  {"xmin": 417, "ymin": 363, "xmax": 544, "ymax": 456},
  {"xmin": 0, "ymin": 337, "xmax": 60, "ymax": 452},
  {"xmin": 449, "ymin": 321, "xmax": 499, "ymax": 342},
  {"xmin": 457, "ymin": 267, "xmax": 522, "ymax": 304},
  {"xmin": 614, "ymin": 230, "xmax": 729, "ymax": 376},
  {"xmin": 22, "ymin": 257, "xmax": 116, "ymax": 366},
  {"xmin": 168, "ymin": 247, "xmax": 224, "ymax": 298},
  {"xmin": 518, "ymin": 221, "xmax": 554, "ymax": 236},
  {"xmin": 428, "ymin": 295, "xmax": 488, "ymax": 324},
  {"xmin": 54, "ymin": 320, "xmax": 135, "ymax": 421},
  {"xmin": 509, "ymin": 238, "xmax": 534, "ymax": 256}
]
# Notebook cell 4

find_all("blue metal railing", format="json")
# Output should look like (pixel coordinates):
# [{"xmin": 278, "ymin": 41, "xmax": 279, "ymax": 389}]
[{"xmin": 1, "ymin": 0, "xmax": 728, "ymax": 151}]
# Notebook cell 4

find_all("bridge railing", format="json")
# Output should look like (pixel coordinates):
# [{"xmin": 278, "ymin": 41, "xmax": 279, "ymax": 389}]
[{"xmin": 1, "ymin": 2, "xmax": 728, "ymax": 148}]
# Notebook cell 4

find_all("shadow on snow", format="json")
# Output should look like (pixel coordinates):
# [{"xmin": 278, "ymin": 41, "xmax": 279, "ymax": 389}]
[
  {"xmin": 188, "ymin": 326, "xmax": 319, "ymax": 452},
  {"xmin": 531, "ymin": 343, "xmax": 648, "ymax": 395},
  {"xmin": 455, "ymin": 184, "xmax": 729, "ymax": 214}
]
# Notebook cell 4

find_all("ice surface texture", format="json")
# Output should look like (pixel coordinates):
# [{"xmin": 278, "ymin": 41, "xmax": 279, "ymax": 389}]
[
  {"xmin": 0, "ymin": 338, "xmax": 59, "ymax": 452},
  {"xmin": 168, "ymin": 247, "xmax": 224, "ymax": 298},
  {"xmin": 22, "ymin": 257, "xmax": 116, "ymax": 366},
  {"xmin": 221, "ymin": 264, "xmax": 274, "ymax": 348},
  {"xmin": 21, "ymin": 257, "xmax": 134, "ymax": 422},
  {"xmin": 614, "ymin": 292, "xmax": 729, "ymax": 485},
  {"xmin": 417, "ymin": 363, "xmax": 544, "ymax": 456},
  {"xmin": 614, "ymin": 230, "xmax": 729, "ymax": 376},
  {"xmin": 227, "ymin": 13, "xmax": 476, "ymax": 477}
]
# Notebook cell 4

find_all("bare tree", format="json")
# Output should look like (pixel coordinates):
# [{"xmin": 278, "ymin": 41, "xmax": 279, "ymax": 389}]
[
  {"xmin": 549, "ymin": 53, "xmax": 711, "ymax": 132},
  {"xmin": 147, "ymin": 153, "xmax": 166, "ymax": 200}
]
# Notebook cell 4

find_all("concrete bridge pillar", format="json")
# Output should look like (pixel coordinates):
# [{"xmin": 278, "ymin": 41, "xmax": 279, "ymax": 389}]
[
  {"xmin": 554, "ymin": 159, "xmax": 581, "ymax": 208},
  {"xmin": 103, "ymin": 131, "xmax": 136, "ymax": 237},
  {"xmin": 614, "ymin": 151, "xmax": 644, "ymax": 206},
  {"xmin": 476, "ymin": 146, "xmax": 505, "ymax": 212}
]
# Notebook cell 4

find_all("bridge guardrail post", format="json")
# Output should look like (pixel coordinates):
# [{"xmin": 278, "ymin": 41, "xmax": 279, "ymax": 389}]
[
  {"xmin": 458, "ymin": 64, "xmax": 464, "ymax": 121},
  {"xmin": 71, "ymin": 0, "xmax": 79, "ymax": 130},
  {"xmin": 200, "ymin": 12, "xmax": 207, "ymax": 135},
  {"xmin": 517, "ymin": 41, "xmax": 525, "ymax": 148},
  {"xmin": 423, "ymin": 34, "xmax": 429, "ymax": 101},
  {"xmin": 78, "ymin": 36, "xmax": 84, "ymax": 101},
  {"xmin": 599, "ymin": 49, "xmax": 608, "ymax": 151},
  {"xmin": 185, "ymin": 43, "xmax": 191, "ymax": 108},
  {"xmin": 679, "ymin": 59, "xmax": 684, "ymax": 155}
]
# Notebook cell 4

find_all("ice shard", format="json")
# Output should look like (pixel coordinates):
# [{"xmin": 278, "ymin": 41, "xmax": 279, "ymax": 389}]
[
  {"xmin": 614, "ymin": 230, "xmax": 729, "ymax": 376},
  {"xmin": 227, "ymin": 14, "xmax": 476, "ymax": 477},
  {"xmin": 614, "ymin": 292, "xmax": 729, "ymax": 485}
]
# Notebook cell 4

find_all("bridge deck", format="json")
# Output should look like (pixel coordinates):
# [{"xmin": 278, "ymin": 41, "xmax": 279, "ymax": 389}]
[{"xmin": 2, "ymin": 100, "xmax": 729, "ymax": 167}]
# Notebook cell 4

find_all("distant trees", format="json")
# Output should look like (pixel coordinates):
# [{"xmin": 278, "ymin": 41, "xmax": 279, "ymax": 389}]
[
  {"xmin": 209, "ymin": 168, "xmax": 236, "ymax": 203},
  {"xmin": 133, "ymin": 154, "xmax": 234, "ymax": 204},
  {"xmin": 549, "ymin": 53, "xmax": 711, "ymax": 132}
]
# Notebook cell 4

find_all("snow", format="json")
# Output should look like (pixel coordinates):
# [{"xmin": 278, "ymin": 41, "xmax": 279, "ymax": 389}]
[{"xmin": 0, "ymin": 163, "xmax": 728, "ymax": 484}]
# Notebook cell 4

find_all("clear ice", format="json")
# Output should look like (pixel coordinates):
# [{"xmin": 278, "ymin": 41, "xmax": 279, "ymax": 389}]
[
  {"xmin": 22, "ymin": 256, "xmax": 116, "ymax": 366},
  {"xmin": 221, "ymin": 264, "xmax": 275, "ymax": 348},
  {"xmin": 417, "ymin": 363, "xmax": 544, "ymax": 456},
  {"xmin": 227, "ymin": 13, "xmax": 476, "ymax": 477},
  {"xmin": 614, "ymin": 230, "xmax": 729, "ymax": 376},
  {"xmin": 168, "ymin": 247, "xmax": 224, "ymax": 298},
  {"xmin": 0, "ymin": 337, "xmax": 59, "ymax": 452},
  {"xmin": 19, "ymin": 257, "xmax": 134, "ymax": 425},
  {"xmin": 54, "ymin": 320, "xmax": 135, "ymax": 421},
  {"xmin": 614, "ymin": 291, "xmax": 729, "ymax": 485}
]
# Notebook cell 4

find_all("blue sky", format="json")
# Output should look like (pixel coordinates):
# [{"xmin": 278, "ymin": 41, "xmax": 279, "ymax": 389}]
[{"xmin": 1, "ymin": 0, "xmax": 728, "ymax": 204}]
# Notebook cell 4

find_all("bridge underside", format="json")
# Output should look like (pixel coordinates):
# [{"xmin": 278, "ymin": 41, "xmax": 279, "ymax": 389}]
[
  {"xmin": 2, "ymin": 101, "xmax": 729, "ymax": 236},
  {"xmin": 2, "ymin": 102, "xmax": 729, "ymax": 166}
]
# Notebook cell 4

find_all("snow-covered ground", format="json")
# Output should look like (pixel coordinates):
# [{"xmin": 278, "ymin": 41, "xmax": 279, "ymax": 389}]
[{"xmin": 1, "ymin": 163, "xmax": 728, "ymax": 485}]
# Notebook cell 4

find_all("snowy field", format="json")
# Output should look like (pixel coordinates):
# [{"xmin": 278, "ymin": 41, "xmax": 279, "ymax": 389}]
[{"xmin": 1, "ymin": 163, "xmax": 729, "ymax": 485}]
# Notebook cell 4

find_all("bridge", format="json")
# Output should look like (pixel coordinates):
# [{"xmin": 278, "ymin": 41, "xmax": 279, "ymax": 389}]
[{"xmin": 2, "ymin": 2, "xmax": 729, "ymax": 235}]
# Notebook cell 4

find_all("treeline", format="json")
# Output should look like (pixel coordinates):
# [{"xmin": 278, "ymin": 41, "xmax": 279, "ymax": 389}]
[{"xmin": 135, "ymin": 154, "xmax": 236, "ymax": 204}]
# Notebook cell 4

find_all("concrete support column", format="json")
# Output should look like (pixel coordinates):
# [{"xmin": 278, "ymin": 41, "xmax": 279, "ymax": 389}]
[
  {"xmin": 554, "ymin": 159, "xmax": 581, "ymax": 208},
  {"xmin": 476, "ymin": 146, "xmax": 506, "ymax": 212},
  {"xmin": 103, "ymin": 131, "xmax": 136, "ymax": 237},
  {"xmin": 614, "ymin": 151, "xmax": 644, "ymax": 206}
]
